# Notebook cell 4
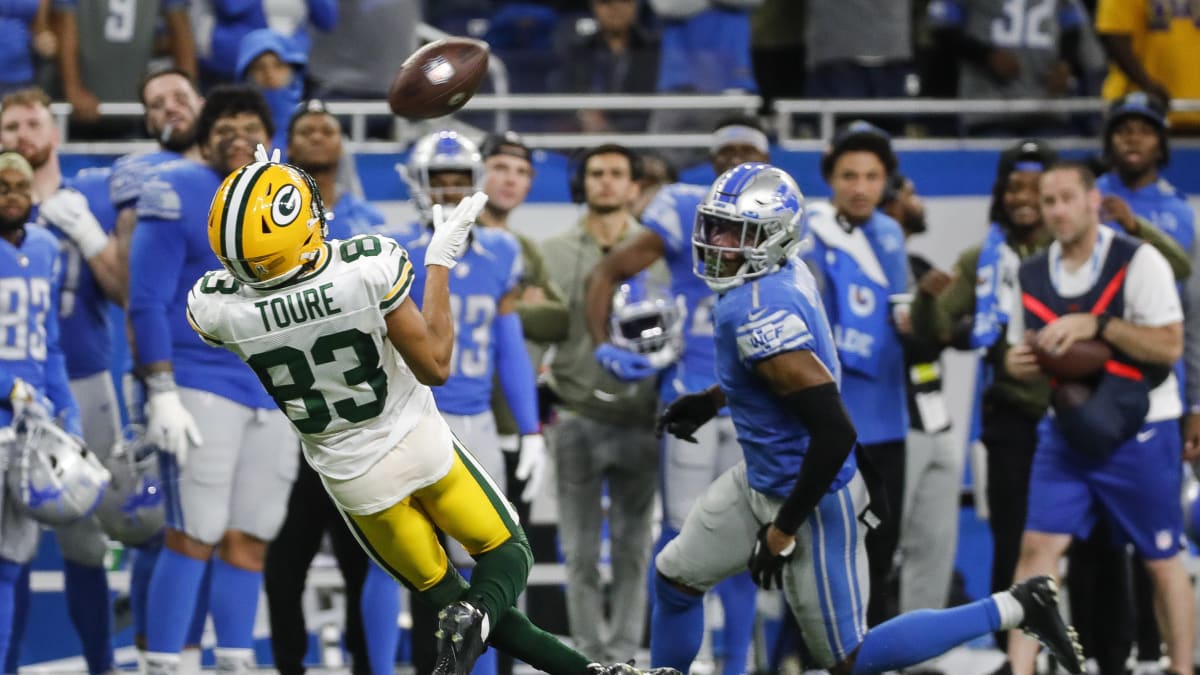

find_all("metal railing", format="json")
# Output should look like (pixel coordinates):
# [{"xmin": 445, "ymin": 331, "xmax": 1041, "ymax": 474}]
[{"xmin": 49, "ymin": 96, "xmax": 1200, "ymax": 154}]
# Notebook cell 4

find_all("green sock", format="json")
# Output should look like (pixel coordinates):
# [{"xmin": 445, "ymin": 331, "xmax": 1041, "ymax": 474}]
[
  {"xmin": 488, "ymin": 607, "xmax": 592, "ymax": 675},
  {"xmin": 465, "ymin": 538, "xmax": 533, "ymax": 625}
]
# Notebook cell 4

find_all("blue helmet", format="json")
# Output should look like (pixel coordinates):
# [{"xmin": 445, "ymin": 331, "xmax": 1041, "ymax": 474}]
[
  {"xmin": 692, "ymin": 162, "xmax": 805, "ymax": 292},
  {"xmin": 399, "ymin": 130, "xmax": 484, "ymax": 224}
]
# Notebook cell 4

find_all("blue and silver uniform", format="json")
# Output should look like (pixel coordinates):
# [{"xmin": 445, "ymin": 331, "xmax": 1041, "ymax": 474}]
[
  {"xmin": 641, "ymin": 183, "xmax": 719, "ymax": 402},
  {"xmin": 127, "ymin": 159, "xmax": 273, "ymax": 408},
  {"xmin": 398, "ymin": 225, "xmax": 523, "ymax": 416},
  {"xmin": 0, "ymin": 225, "xmax": 79, "ymax": 434},
  {"xmin": 51, "ymin": 168, "xmax": 118, "ymax": 380},
  {"xmin": 713, "ymin": 258, "xmax": 857, "ymax": 497}
]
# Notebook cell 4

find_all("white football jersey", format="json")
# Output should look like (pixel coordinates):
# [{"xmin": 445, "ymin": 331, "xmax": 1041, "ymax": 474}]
[{"xmin": 186, "ymin": 234, "xmax": 437, "ymax": 480}]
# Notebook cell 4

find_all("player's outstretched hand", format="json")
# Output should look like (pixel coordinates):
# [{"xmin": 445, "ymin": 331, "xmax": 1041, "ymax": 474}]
[
  {"xmin": 748, "ymin": 523, "xmax": 796, "ymax": 590},
  {"xmin": 39, "ymin": 188, "xmax": 109, "ymax": 259},
  {"xmin": 654, "ymin": 389, "xmax": 719, "ymax": 442},
  {"xmin": 594, "ymin": 343, "xmax": 656, "ymax": 382},
  {"xmin": 516, "ymin": 433, "xmax": 548, "ymax": 503},
  {"xmin": 145, "ymin": 390, "xmax": 203, "ymax": 466},
  {"xmin": 425, "ymin": 192, "xmax": 488, "ymax": 269}
]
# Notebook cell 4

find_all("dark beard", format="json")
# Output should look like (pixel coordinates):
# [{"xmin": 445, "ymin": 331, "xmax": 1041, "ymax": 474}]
[
  {"xmin": 0, "ymin": 212, "xmax": 28, "ymax": 232},
  {"xmin": 158, "ymin": 126, "xmax": 196, "ymax": 153}
]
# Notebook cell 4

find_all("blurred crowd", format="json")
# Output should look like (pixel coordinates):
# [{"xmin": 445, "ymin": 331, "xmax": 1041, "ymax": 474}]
[{"xmin": 1, "ymin": 0, "xmax": 1199, "ymax": 140}]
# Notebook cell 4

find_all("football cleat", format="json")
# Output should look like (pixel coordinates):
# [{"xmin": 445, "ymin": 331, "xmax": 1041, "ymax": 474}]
[
  {"xmin": 585, "ymin": 660, "xmax": 683, "ymax": 675},
  {"xmin": 1009, "ymin": 576, "xmax": 1084, "ymax": 675},
  {"xmin": 432, "ymin": 600, "xmax": 487, "ymax": 675}
]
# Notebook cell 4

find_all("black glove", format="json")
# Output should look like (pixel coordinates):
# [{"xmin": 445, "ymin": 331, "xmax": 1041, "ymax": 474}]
[
  {"xmin": 748, "ymin": 523, "xmax": 795, "ymax": 590},
  {"xmin": 655, "ymin": 390, "xmax": 720, "ymax": 443}
]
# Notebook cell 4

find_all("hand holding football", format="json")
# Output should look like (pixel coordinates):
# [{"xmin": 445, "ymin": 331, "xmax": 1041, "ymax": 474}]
[
  {"xmin": 1033, "ymin": 338, "xmax": 1112, "ymax": 380},
  {"xmin": 388, "ymin": 37, "xmax": 489, "ymax": 120}
]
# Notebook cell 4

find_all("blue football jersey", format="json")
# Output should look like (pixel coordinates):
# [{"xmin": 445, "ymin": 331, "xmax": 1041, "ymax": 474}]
[
  {"xmin": 713, "ymin": 258, "xmax": 857, "ymax": 498},
  {"xmin": 127, "ymin": 159, "xmax": 274, "ymax": 409},
  {"xmin": 49, "ymin": 167, "xmax": 118, "ymax": 379},
  {"xmin": 1097, "ymin": 173, "xmax": 1196, "ymax": 254},
  {"xmin": 0, "ymin": 225, "xmax": 79, "ymax": 431},
  {"xmin": 640, "ymin": 182, "xmax": 718, "ymax": 401},
  {"xmin": 110, "ymin": 149, "xmax": 181, "ymax": 210},
  {"xmin": 327, "ymin": 192, "xmax": 386, "ymax": 240},
  {"xmin": 398, "ymin": 224, "xmax": 523, "ymax": 416}
]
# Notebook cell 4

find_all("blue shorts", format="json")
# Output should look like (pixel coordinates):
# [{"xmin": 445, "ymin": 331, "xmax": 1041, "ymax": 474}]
[{"xmin": 1026, "ymin": 417, "xmax": 1184, "ymax": 560}]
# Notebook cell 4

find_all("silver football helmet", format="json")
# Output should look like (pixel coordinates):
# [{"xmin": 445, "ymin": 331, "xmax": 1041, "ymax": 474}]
[
  {"xmin": 609, "ymin": 272, "xmax": 686, "ymax": 369},
  {"xmin": 692, "ymin": 162, "xmax": 805, "ymax": 293},
  {"xmin": 5, "ymin": 414, "xmax": 111, "ymax": 526},
  {"xmin": 95, "ymin": 426, "xmax": 165, "ymax": 545},
  {"xmin": 399, "ymin": 130, "xmax": 484, "ymax": 224}
]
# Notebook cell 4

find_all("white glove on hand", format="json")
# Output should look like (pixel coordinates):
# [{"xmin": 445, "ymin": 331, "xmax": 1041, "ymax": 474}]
[
  {"xmin": 9, "ymin": 377, "xmax": 51, "ymax": 421},
  {"xmin": 254, "ymin": 144, "xmax": 281, "ymax": 163},
  {"xmin": 145, "ymin": 390, "xmax": 203, "ymax": 466},
  {"xmin": 39, "ymin": 188, "xmax": 109, "ymax": 258},
  {"xmin": 424, "ymin": 192, "xmax": 488, "ymax": 269},
  {"xmin": 516, "ymin": 433, "xmax": 548, "ymax": 503}
]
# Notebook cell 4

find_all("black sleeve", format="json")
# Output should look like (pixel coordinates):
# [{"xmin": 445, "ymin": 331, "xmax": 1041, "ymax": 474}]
[
  {"xmin": 1059, "ymin": 26, "xmax": 1083, "ymax": 76},
  {"xmin": 772, "ymin": 383, "xmax": 858, "ymax": 535}
]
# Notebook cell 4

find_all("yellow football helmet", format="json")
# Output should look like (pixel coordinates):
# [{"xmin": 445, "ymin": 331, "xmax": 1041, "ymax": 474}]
[{"xmin": 207, "ymin": 161, "xmax": 328, "ymax": 288}]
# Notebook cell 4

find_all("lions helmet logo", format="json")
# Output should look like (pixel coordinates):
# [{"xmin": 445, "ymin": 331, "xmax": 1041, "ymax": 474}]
[
  {"xmin": 848, "ymin": 284, "xmax": 876, "ymax": 317},
  {"xmin": 271, "ymin": 184, "xmax": 301, "ymax": 227}
]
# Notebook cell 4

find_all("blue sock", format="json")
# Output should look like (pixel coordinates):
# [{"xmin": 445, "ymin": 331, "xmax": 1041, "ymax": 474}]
[
  {"xmin": 646, "ymin": 526, "xmax": 679, "ymax": 617},
  {"xmin": 361, "ymin": 564, "xmax": 400, "ymax": 675},
  {"xmin": 63, "ymin": 561, "xmax": 114, "ymax": 674},
  {"xmin": 146, "ymin": 548, "xmax": 207, "ymax": 653},
  {"xmin": 209, "ymin": 558, "xmax": 261, "ymax": 649},
  {"xmin": 187, "ymin": 561, "xmax": 212, "ymax": 646},
  {"xmin": 851, "ymin": 599, "xmax": 1002, "ymax": 674},
  {"xmin": 650, "ymin": 572, "xmax": 705, "ymax": 672},
  {"xmin": 0, "ymin": 560, "xmax": 21, "ymax": 674},
  {"xmin": 5, "ymin": 564, "xmax": 30, "ymax": 674},
  {"xmin": 131, "ymin": 537, "xmax": 163, "ymax": 643},
  {"xmin": 715, "ymin": 572, "xmax": 756, "ymax": 675}
]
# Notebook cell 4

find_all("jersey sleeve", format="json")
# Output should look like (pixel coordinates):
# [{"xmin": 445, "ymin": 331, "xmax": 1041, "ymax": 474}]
[
  {"xmin": 128, "ymin": 172, "xmax": 187, "ymax": 365},
  {"xmin": 185, "ymin": 274, "xmax": 228, "ymax": 347},
  {"xmin": 735, "ymin": 303, "xmax": 816, "ymax": 364},
  {"xmin": 109, "ymin": 155, "xmax": 147, "ymax": 210},
  {"xmin": 640, "ymin": 190, "xmax": 686, "ymax": 258},
  {"xmin": 360, "ymin": 235, "xmax": 416, "ymax": 312},
  {"xmin": 503, "ymin": 234, "xmax": 524, "ymax": 294}
]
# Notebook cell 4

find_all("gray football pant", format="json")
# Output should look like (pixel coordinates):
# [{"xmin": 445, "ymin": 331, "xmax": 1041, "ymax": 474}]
[
  {"xmin": 550, "ymin": 410, "xmax": 658, "ymax": 663},
  {"xmin": 898, "ymin": 428, "xmax": 963, "ymax": 613}
]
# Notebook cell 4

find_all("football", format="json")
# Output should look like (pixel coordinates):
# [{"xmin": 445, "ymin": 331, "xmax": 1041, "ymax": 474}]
[
  {"xmin": 1034, "ymin": 338, "xmax": 1112, "ymax": 380},
  {"xmin": 388, "ymin": 37, "xmax": 490, "ymax": 120}
]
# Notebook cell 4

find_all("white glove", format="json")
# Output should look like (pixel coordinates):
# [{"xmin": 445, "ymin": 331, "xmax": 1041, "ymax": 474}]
[
  {"xmin": 424, "ymin": 192, "xmax": 488, "ymax": 269},
  {"xmin": 39, "ymin": 188, "xmax": 109, "ymax": 258},
  {"xmin": 145, "ymin": 390, "xmax": 203, "ymax": 466},
  {"xmin": 516, "ymin": 433, "xmax": 548, "ymax": 503},
  {"xmin": 9, "ymin": 377, "xmax": 51, "ymax": 421},
  {"xmin": 254, "ymin": 144, "xmax": 281, "ymax": 163}
]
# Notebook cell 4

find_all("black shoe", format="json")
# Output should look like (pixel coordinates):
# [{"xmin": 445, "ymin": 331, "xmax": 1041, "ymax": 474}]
[
  {"xmin": 433, "ymin": 601, "xmax": 487, "ymax": 675},
  {"xmin": 1009, "ymin": 576, "xmax": 1085, "ymax": 675},
  {"xmin": 585, "ymin": 661, "xmax": 682, "ymax": 675}
]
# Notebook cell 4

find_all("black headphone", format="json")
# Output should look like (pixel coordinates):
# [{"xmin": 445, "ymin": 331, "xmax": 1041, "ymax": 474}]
[
  {"xmin": 568, "ymin": 144, "xmax": 644, "ymax": 204},
  {"xmin": 880, "ymin": 170, "xmax": 907, "ymax": 207}
]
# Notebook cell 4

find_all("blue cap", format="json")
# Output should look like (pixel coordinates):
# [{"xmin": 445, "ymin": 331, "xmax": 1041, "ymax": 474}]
[{"xmin": 1106, "ymin": 92, "xmax": 1168, "ymax": 132}]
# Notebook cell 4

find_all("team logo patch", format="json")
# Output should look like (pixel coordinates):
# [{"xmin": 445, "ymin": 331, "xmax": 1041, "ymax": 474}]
[
  {"xmin": 848, "ymin": 284, "xmax": 876, "ymax": 317},
  {"xmin": 423, "ymin": 56, "xmax": 456, "ymax": 85},
  {"xmin": 1156, "ymin": 529, "xmax": 1173, "ymax": 551},
  {"xmin": 271, "ymin": 184, "xmax": 301, "ymax": 226}
]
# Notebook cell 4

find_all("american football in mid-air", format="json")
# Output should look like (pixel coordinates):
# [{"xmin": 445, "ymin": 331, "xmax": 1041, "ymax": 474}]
[{"xmin": 388, "ymin": 37, "xmax": 490, "ymax": 120}]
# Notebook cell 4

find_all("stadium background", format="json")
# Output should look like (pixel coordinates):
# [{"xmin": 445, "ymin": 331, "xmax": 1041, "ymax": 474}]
[{"xmin": 13, "ymin": 143, "xmax": 1200, "ymax": 671}]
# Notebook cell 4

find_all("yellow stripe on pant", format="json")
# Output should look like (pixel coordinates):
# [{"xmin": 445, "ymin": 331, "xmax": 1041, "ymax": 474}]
[{"xmin": 345, "ymin": 441, "xmax": 522, "ymax": 592}]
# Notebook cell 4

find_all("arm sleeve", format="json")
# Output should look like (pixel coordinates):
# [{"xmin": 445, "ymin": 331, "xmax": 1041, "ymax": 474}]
[
  {"xmin": 1135, "ymin": 218, "xmax": 1192, "ymax": 280},
  {"xmin": 911, "ymin": 247, "xmax": 977, "ymax": 344},
  {"xmin": 772, "ymin": 383, "xmax": 858, "ymax": 535},
  {"xmin": 736, "ymin": 305, "xmax": 815, "ymax": 364},
  {"xmin": 128, "ymin": 174, "xmax": 187, "ymax": 367},
  {"xmin": 365, "ymin": 236, "xmax": 416, "ymax": 312},
  {"xmin": 496, "ymin": 312, "xmax": 540, "ymax": 435},
  {"xmin": 44, "ymin": 252, "xmax": 81, "ymax": 436}
]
